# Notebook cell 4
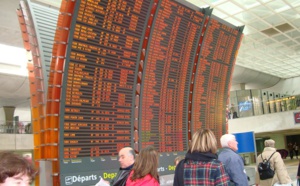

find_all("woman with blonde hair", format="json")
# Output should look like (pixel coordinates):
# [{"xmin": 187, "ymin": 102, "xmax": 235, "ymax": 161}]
[
  {"xmin": 174, "ymin": 128, "xmax": 230, "ymax": 186},
  {"xmin": 126, "ymin": 145, "xmax": 159, "ymax": 186}
]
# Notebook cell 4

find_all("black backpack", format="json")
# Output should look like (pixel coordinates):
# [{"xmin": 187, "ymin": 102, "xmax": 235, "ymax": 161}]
[{"xmin": 258, "ymin": 152, "xmax": 276, "ymax": 180}]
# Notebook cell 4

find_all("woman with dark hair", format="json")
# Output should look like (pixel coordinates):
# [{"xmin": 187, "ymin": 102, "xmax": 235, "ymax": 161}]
[
  {"xmin": 126, "ymin": 145, "xmax": 160, "ymax": 186},
  {"xmin": 0, "ymin": 151, "xmax": 37, "ymax": 186},
  {"xmin": 173, "ymin": 128, "xmax": 230, "ymax": 186}
]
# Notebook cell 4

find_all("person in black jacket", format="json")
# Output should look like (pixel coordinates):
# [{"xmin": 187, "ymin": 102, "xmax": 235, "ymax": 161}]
[{"xmin": 103, "ymin": 147, "xmax": 135, "ymax": 186}]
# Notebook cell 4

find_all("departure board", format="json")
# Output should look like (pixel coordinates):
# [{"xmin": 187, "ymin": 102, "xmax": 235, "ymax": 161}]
[
  {"xmin": 140, "ymin": 0, "xmax": 204, "ymax": 152},
  {"xmin": 61, "ymin": 0, "xmax": 151, "ymax": 159},
  {"xmin": 192, "ymin": 17, "xmax": 243, "ymax": 140}
]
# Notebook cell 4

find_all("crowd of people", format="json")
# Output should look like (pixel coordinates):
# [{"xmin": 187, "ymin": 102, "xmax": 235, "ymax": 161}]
[{"xmin": 1, "ymin": 129, "xmax": 297, "ymax": 186}]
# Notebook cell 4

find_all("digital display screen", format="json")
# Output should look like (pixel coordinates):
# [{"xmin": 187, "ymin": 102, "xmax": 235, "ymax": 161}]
[
  {"xmin": 140, "ymin": 0, "xmax": 204, "ymax": 152},
  {"xmin": 192, "ymin": 18, "xmax": 243, "ymax": 140}
]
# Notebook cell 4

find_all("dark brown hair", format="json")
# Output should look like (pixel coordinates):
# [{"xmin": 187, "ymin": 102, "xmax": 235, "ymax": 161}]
[
  {"xmin": 130, "ymin": 145, "xmax": 159, "ymax": 182},
  {"xmin": 0, "ymin": 151, "xmax": 38, "ymax": 183}
]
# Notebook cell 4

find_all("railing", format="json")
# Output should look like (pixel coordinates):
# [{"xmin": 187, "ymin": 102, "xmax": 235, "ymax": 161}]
[
  {"xmin": 229, "ymin": 90, "xmax": 300, "ymax": 119},
  {"xmin": 0, "ymin": 121, "xmax": 32, "ymax": 134}
]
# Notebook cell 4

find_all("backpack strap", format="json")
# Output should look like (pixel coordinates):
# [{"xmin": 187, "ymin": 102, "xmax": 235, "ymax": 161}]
[
  {"xmin": 261, "ymin": 151, "xmax": 276, "ymax": 161},
  {"xmin": 267, "ymin": 151, "xmax": 276, "ymax": 162}
]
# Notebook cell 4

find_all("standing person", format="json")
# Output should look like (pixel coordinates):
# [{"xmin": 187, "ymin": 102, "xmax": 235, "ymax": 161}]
[
  {"xmin": 107, "ymin": 147, "xmax": 135, "ymax": 186},
  {"xmin": 174, "ymin": 128, "xmax": 230, "ymax": 186},
  {"xmin": 0, "ymin": 151, "xmax": 37, "ymax": 186},
  {"xmin": 294, "ymin": 142, "xmax": 299, "ymax": 159},
  {"xmin": 288, "ymin": 142, "xmax": 294, "ymax": 159},
  {"xmin": 126, "ymin": 145, "xmax": 159, "ymax": 186},
  {"xmin": 218, "ymin": 134, "xmax": 248, "ymax": 186},
  {"xmin": 256, "ymin": 139, "xmax": 291, "ymax": 186}
]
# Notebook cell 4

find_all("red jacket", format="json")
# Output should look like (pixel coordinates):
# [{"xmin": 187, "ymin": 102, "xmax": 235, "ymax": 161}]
[{"xmin": 126, "ymin": 171, "xmax": 160, "ymax": 186}]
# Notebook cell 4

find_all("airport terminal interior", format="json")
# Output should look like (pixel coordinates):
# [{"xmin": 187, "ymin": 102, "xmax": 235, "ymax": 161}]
[{"xmin": 1, "ymin": 0, "xmax": 300, "ymax": 185}]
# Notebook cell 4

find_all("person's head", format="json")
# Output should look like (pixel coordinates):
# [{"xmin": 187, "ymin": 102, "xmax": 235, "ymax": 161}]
[
  {"xmin": 174, "ymin": 155, "xmax": 185, "ymax": 166},
  {"xmin": 264, "ymin": 139, "xmax": 275, "ymax": 148},
  {"xmin": 118, "ymin": 147, "xmax": 135, "ymax": 169},
  {"xmin": 190, "ymin": 128, "xmax": 218, "ymax": 154},
  {"xmin": 131, "ymin": 145, "xmax": 159, "ymax": 182},
  {"xmin": 220, "ymin": 134, "xmax": 238, "ymax": 151},
  {"xmin": 0, "ymin": 151, "xmax": 37, "ymax": 186}
]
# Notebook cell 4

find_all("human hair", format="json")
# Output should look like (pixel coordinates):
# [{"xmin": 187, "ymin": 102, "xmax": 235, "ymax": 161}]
[
  {"xmin": 130, "ymin": 145, "xmax": 159, "ymax": 182},
  {"xmin": 127, "ymin": 147, "xmax": 136, "ymax": 159},
  {"xmin": 220, "ymin": 134, "xmax": 236, "ymax": 148},
  {"xmin": 264, "ymin": 139, "xmax": 275, "ymax": 147},
  {"xmin": 189, "ymin": 128, "xmax": 218, "ymax": 154},
  {"xmin": 174, "ymin": 155, "xmax": 185, "ymax": 165},
  {"xmin": 0, "ymin": 151, "xmax": 37, "ymax": 183}
]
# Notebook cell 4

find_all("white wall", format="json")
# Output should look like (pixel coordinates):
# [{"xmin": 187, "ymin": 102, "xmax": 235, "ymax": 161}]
[
  {"xmin": 228, "ymin": 110, "xmax": 300, "ymax": 134},
  {"xmin": 0, "ymin": 134, "xmax": 33, "ymax": 150}
]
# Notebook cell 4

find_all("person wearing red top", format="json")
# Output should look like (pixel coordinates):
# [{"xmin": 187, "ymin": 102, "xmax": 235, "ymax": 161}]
[{"xmin": 126, "ymin": 145, "xmax": 160, "ymax": 186}]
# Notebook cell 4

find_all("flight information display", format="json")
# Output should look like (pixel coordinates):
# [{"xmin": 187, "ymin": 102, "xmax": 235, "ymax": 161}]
[
  {"xmin": 140, "ymin": 0, "xmax": 204, "ymax": 152},
  {"xmin": 192, "ymin": 17, "xmax": 243, "ymax": 140},
  {"xmin": 28, "ymin": 0, "xmax": 245, "ymax": 185},
  {"xmin": 61, "ymin": 0, "xmax": 151, "ymax": 159}
]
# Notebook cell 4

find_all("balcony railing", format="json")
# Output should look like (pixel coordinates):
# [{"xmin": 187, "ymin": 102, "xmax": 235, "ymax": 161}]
[
  {"xmin": 229, "ymin": 90, "xmax": 300, "ymax": 119},
  {"xmin": 0, "ymin": 121, "xmax": 32, "ymax": 134}
]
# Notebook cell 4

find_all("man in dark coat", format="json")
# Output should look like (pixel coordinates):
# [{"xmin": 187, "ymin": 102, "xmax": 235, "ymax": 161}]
[{"xmin": 110, "ymin": 147, "xmax": 135, "ymax": 186}]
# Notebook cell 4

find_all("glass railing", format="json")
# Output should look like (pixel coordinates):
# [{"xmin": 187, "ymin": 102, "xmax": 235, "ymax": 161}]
[
  {"xmin": 0, "ymin": 121, "xmax": 32, "ymax": 134},
  {"xmin": 229, "ymin": 89, "xmax": 300, "ymax": 119}
]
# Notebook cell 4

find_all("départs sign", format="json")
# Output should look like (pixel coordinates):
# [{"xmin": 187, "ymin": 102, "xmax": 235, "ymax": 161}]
[{"xmin": 64, "ymin": 174, "xmax": 97, "ymax": 185}]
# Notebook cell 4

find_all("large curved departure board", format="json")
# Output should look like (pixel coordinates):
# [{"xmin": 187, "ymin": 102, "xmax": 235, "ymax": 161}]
[{"xmin": 140, "ymin": 0, "xmax": 205, "ymax": 152}]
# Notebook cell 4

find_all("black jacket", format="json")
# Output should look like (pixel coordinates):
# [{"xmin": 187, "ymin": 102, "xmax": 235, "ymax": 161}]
[{"xmin": 111, "ymin": 164, "xmax": 134, "ymax": 186}]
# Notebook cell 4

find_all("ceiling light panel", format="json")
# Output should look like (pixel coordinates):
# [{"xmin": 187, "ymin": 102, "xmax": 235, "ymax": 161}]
[
  {"xmin": 284, "ymin": 0, "xmax": 300, "ymax": 8},
  {"xmin": 231, "ymin": 0, "xmax": 260, "ymax": 9},
  {"xmin": 243, "ymin": 25, "xmax": 257, "ymax": 35},
  {"xmin": 224, "ymin": 17, "xmax": 243, "ymax": 26},
  {"xmin": 286, "ymin": 30, "xmax": 300, "ymax": 38},
  {"xmin": 248, "ymin": 20, "xmax": 270, "ymax": 30},
  {"xmin": 273, "ymin": 34, "xmax": 289, "ymax": 42},
  {"xmin": 234, "ymin": 11, "xmax": 256, "ymax": 23},
  {"xmin": 211, "ymin": 8, "xmax": 229, "ymax": 19},
  {"xmin": 216, "ymin": 1, "xmax": 244, "ymax": 15},
  {"xmin": 291, "ymin": 18, "xmax": 300, "ymax": 28},
  {"xmin": 280, "ymin": 9, "xmax": 300, "ymax": 21},
  {"xmin": 266, "ymin": 0, "xmax": 290, "ymax": 13},
  {"xmin": 248, "ymin": 5, "xmax": 273, "ymax": 18},
  {"xmin": 263, "ymin": 14, "xmax": 285, "ymax": 26},
  {"xmin": 283, "ymin": 40, "xmax": 297, "ymax": 46}
]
